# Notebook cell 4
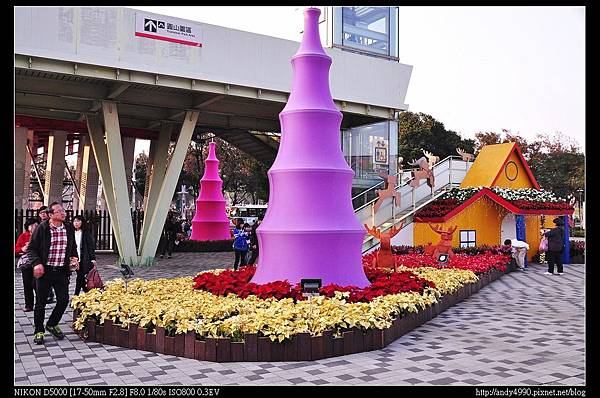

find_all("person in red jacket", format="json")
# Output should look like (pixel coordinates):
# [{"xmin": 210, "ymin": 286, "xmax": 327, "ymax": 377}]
[{"xmin": 15, "ymin": 218, "xmax": 39, "ymax": 311}]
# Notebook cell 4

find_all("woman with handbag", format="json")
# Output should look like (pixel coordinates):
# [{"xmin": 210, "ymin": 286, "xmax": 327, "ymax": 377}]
[
  {"xmin": 15, "ymin": 218, "xmax": 39, "ymax": 311},
  {"xmin": 544, "ymin": 217, "xmax": 566, "ymax": 275},
  {"xmin": 72, "ymin": 215, "xmax": 97, "ymax": 295}
]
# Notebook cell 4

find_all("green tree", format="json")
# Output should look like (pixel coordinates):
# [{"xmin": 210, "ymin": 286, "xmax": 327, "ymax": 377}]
[
  {"xmin": 398, "ymin": 112, "xmax": 475, "ymax": 163},
  {"xmin": 474, "ymin": 130, "xmax": 584, "ymax": 199},
  {"xmin": 528, "ymin": 132, "xmax": 584, "ymax": 200},
  {"xmin": 133, "ymin": 151, "xmax": 148, "ymax": 201}
]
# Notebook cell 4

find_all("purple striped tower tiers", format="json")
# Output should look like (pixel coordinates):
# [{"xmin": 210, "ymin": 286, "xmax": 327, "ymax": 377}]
[
  {"xmin": 250, "ymin": 7, "xmax": 369, "ymax": 287},
  {"xmin": 190, "ymin": 142, "xmax": 231, "ymax": 241}
]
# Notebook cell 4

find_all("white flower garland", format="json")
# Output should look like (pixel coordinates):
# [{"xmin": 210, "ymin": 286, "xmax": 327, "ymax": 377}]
[{"xmin": 440, "ymin": 186, "xmax": 567, "ymax": 203}]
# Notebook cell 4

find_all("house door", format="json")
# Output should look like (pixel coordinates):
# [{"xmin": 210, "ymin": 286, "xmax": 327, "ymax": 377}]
[{"xmin": 500, "ymin": 213, "xmax": 516, "ymax": 244}]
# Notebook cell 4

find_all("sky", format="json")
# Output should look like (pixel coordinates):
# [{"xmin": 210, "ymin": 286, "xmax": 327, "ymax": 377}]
[{"xmin": 131, "ymin": 6, "xmax": 585, "ymax": 154}]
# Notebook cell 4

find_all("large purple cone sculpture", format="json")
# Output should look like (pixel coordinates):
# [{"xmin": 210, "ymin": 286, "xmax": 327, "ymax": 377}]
[
  {"xmin": 250, "ymin": 8, "xmax": 369, "ymax": 287},
  {"xmin": 190, "ymin": 142, "xmax": 231, "ymax": 241}
]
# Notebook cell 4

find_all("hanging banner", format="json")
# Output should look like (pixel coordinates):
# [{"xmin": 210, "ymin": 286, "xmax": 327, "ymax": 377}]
[{"xmin": 135, "ymin": 11, "xmax": 202, "ymax": 47}]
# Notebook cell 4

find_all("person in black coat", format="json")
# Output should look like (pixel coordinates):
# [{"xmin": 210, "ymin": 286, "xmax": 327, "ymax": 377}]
[
  {"xmin": 247, "ymin": 216, "xmax": 263, "ymax": 266},
  {"xmin": 27, "ymin": 202, "xmax": 79, "ymax": 345},
  {"xmin": 159, "ymin": 212, "xmax": 181, "ymax": 258},
  {"xmin": 544, "ymin": 217, "xmax": 565, "ymax": 275},
  {"xmin": 72, "ymin": 215, "xmax": 97, "ymax": 295},
  {"xmin": 35, "ymin": 206, "xmax": 55, "ymax": 303}
]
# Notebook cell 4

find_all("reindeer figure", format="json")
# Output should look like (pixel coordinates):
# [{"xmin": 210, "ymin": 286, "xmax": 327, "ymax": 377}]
[
  {"xmin": 373, "ymin": 171, "xmax": 402, "ymax": 214},
  {"xmin": 365, "ymin": 222, "xmax": 404, "ymax": 271},
  {"xmin": 408, "ymin": 149, "xmax": 438, "ymax": 188},
  {"xmin": 423, "ymin": 223, "xmax": 457, "ymax": 260},
  {"xmin": 456, "ymin": 148, "xmax": 474, "ymax": 162},
  {"xmin": 423, "ymin": 150, "xmax": 440, "ymax": 169}
]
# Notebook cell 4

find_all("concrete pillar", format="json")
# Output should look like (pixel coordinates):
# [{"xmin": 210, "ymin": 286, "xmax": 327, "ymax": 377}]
[
  {"xmin": 43, "ymin": 130, "xmax": 67, "ymax": 206},
  {"xmin": 85, "ymin": 102, "xmax": 138, "ymax": 264},
  {"xmin": 142, "ymin": 139, "xmax": 157, "ymax": 211},
  {"xmin": 139, "ymin": 125, "xmax": 172, "ymax": 254},
  {"xmin": 139, "ymin": 112, "xmax": 198, "ymax": 262},
  {"xmin": 122, "ymin": 136, "xmax": 136, "ymax": 201},
  {"xmin": 14, "ymin": 127, "xmax": 28, "ymax": 209},
  {"xmin": 74, "ymin": 135, "xmax": 101, "ymax": 212}
]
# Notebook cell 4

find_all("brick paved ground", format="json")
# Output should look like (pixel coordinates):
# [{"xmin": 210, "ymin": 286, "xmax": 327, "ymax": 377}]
[{"xmin": 14, "ymin": 252, "xmax": 585, "ymax": 386}]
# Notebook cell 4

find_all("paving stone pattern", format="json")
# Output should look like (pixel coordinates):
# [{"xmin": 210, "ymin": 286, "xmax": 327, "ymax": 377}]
[{"xmin": 14, "ymin": 253, "xmax": 585, "ymax": 386}]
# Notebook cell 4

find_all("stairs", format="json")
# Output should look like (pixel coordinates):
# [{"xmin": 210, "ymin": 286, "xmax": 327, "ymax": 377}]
[{"xmin": 354, "ymin": 156, "xmax": 473, "ymax": 253}]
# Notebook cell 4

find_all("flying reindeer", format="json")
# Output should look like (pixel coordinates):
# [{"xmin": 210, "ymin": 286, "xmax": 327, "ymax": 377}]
[
  {"xmin": 373, "ymin": 171, "xmax": 402, "ymax": 214},
  {"xmin": 423, "ymin": 150, "xmax": 439, "ymax": 169},
  {"xmin": 408, "ymin": 150, "xmax": 438, "ymax": 188},
  {"xmin": 365, "ymin": 222, "xmax": 404, "ymax": 271},
  {"xmin": 456, "ymin": 148, "xmax": 474, "ymax": 162}
]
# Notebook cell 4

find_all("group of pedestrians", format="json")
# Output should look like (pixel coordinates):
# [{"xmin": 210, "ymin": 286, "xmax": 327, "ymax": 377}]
[
  {"xmin": 14, "ymin": 202, "xmax": 97, "ymax": 345},
  {"xmin": 232, "ymin": 216, "xmax": 262, "ymax": 270},
  {"xmin": 503, "ymin": 216, "xmax": 567, "ymax": 275}
]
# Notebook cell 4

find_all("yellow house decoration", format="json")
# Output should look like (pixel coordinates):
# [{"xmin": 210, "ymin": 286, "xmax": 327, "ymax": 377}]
[{"xmin": 413, "ymin": 143, "xmax": 574, "ymax": 262}]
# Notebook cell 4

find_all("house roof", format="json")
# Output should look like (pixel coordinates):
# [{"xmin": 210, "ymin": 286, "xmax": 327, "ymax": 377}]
[
  {"xmin": 460, "ymin": 142, "xmax": 541, "ymax": 189},
  {"xmin": 414, "ymin": 188, "xmax": 574, "ymax": 223}
]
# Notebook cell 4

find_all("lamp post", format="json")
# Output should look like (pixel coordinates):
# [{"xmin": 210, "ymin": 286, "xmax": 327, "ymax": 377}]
[
  {"xmin": 577, "ymin": 188, "xmax": 584, "ymax": 228},
  {"xmin": 177, "ymin": 185, "xmax": 188, "ymax": 218}
]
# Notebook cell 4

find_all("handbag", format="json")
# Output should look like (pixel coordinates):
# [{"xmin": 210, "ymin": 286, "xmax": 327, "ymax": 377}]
[
  {"xmin": 16, "ymin": 254, "xmax": 29, "ymax": 269},
  {"xmin": 85, "ymin": 265, "xmax": 104, "ymax": 292},
  {"xmin": 539, "ymin": 236, "xmax": 548, "ymax": 252}
]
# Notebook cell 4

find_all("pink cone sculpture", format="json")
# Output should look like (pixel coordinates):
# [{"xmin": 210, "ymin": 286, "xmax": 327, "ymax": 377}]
[
  {"xmin": 190, "ymin": 142, "xmax": 231, "ymax": 241},
  {"xmin": 250, "ymin": 7, "xmax": 370, "ymax": 287}
]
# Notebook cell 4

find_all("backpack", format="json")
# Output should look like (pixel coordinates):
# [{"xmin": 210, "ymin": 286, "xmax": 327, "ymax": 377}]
[{"xmin": 85, "ymin": 266, "xmax": 104, "ymax": 292}]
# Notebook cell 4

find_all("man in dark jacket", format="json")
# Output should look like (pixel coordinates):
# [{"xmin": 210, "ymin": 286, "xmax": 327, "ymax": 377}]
[
  {"xmin": 247, "ymin": 216, "xmax": 263, "ymax": 266},
  {"xmin": 36, "ymin": 206, "xmax": 55, "ymax": 303},
  {"xmin": 544, "ymin": 217, "xmax": 565, "ymax": 275},
  {"xmin": 27, "ymin": 202, "xmax": 79, "ymax": 345},
  {"xmin": 159, "ymin": 212, "xmax": 180, "ymax": 259}
]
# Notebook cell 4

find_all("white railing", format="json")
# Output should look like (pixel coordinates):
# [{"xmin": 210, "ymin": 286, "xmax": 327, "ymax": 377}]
[{"xmin": 356, "ymin": 156, "xmax": 473, "ymax": 253}]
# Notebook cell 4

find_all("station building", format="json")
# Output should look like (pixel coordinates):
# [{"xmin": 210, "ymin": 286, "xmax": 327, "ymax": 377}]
[{"xmin": 14, "ymin": 6, "xmax": 412, "ymax": 263}]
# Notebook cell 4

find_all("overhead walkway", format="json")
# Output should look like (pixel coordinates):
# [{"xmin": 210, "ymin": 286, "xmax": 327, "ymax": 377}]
[
  {"xmin": 206, "ymin": 128, "xmax": 280, "ymax": 166},
  {"xmin": 353, "ymin": 156, "xmax": 473, "ymax": 253}
]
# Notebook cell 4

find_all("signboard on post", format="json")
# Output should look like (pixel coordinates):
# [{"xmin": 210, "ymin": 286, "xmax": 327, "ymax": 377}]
[{"xmin": 135, "ymin": 12, "xmax": 203, "ymax": 47}]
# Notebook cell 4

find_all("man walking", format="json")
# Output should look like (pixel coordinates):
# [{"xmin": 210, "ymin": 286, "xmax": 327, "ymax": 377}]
[
  {"xmin": 27, "ymin": 202, "xmax": 79, "ymax": 345},
  {"xmin": 36, "ymin": 206, "xmax": 55, "ymax": 303}
]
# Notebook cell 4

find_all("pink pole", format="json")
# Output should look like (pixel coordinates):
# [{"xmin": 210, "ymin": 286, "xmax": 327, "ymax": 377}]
[
  {"xmin": 250, "ymin": 8, "xmax": 369, "ymax": 287},
  {"xmin": 190, "ymin": 142, "xmax": 231, "ymax": 241}
]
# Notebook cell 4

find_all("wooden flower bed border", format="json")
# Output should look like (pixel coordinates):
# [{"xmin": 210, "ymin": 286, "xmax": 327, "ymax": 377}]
[{"xmin": 73, "ymin": 267, "xmax": 511, "ymax": 362}]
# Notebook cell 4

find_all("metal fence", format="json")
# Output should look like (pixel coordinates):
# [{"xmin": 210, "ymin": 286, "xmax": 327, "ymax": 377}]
[{"xmin": 15, "ymin": 209, "xmax": 145, "ymax": 252}]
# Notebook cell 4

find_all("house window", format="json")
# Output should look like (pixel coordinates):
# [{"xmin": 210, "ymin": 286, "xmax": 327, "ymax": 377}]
[{"xmin": 460, "ymin": 230, "xmax": 476, "ymax": 248}]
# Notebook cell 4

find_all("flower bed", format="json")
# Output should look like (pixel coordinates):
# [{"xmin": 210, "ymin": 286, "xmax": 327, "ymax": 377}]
[
  {"xmin": 192, "ymin": 265, "xmax": 436, "ymax": 303},
  {"xmin": 71, "ymin": 253, "xmax": 511, "ymax": 361},
  {"xmin": 363, "ymin": 252, "xmax": 510, "ymax": 275},
  {"xmin": 72, "ymin": 267, "xmax": 508, "ymax": 361},
  {"xmin": 570, "ymin": 240, "xmax": 585, "ymax": 257},
  {"xmin": 391, "ymin": 244, "xmax": 510, "ymax": 256}
]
